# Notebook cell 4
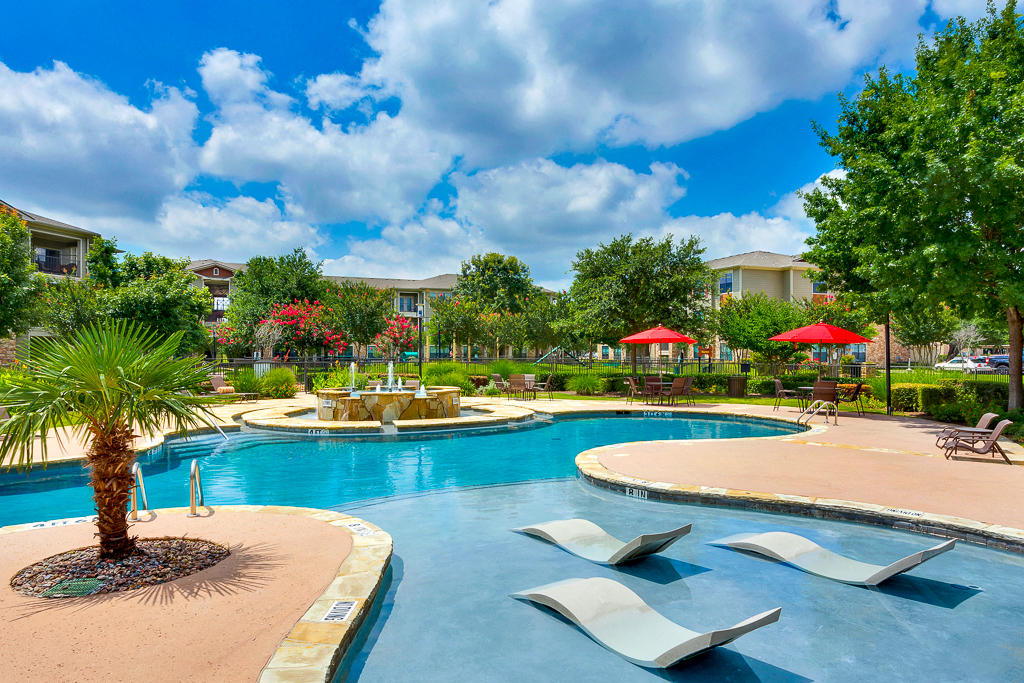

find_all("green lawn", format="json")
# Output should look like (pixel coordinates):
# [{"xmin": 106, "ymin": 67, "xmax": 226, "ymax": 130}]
[{"xmin": 545, "ymin": 392, "xmax": 906, "ymax": 416}]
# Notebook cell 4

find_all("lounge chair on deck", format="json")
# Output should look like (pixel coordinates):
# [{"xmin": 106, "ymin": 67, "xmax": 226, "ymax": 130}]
[
  {"xmin": 944, "ymin": 419, "xmax": 1014, "ymax": 464},
  {"xmin": 936, "ymin": 412, "xmax": 998, "ymax": 449},
  {"xmin": 510, "ymin": 577, "xmax": 781, "ymax": 668},
  {"xmin": 709, "ymin": 531, "xmax": 956, "ymax": 586},
  {"xmin": 772, "ymin": 379, "xmax": 799, "ymax": 412},
  {"xmin": 514, "ymin": 518, "xmax": 692, "ymax": 565},
  {"xmin": 210, "ymin": 375, "xmax": 258, "ymax": 402}
]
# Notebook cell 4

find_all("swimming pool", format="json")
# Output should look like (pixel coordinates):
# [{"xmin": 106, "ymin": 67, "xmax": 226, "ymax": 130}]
[
  {"xmin": 335, "ymin": 479, "xmax": 1024, "ymax": 683},
  {"xmin": 0, "ymin": 414, "xmax": 799, "ymax": 528}
]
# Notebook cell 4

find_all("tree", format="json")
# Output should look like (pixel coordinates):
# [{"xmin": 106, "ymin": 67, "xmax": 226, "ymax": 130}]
[
  {"xmin": 949, "ymin": 320, "xmax": 982, "ymax": 359},
  {"xmin": 453, "ymin": 253, "xmax": 534, "ymax": 313},
  {"xmin": 0, "ymin": 323, "xmax": 222, "ymax": 558},
  {"xmin": 373, "ymin": 316, "xmax": 416, "ymax": 359},
  {"xmin": 0, "ymin": 206, "xmax": 46, "ymax": 337},
  {"xmin": 892, "ymin": 303, "xmax": 957, "ymax": 364},
  {"xmin": 325, "ymin": 280, "xmax": 395, "ymax": 358},
  {"xmin": 803, "ymin": 3, "xmax": 1024, "ymax": 408},
  {"xmin": 265, "ymin": 300, "xmax": 348, "ymax": 356},
  {"xmin": 715, "ymin": 292, "xmax": 808, "ymax": 362},
  {"xmin": 428, "ymin": 295, "xmax": 480, "ymax": 360},
  {"xmin": 567, "ymin": 233, "xmax": 716, "ymax": 371},
  {"xmin": 226, "ymin": 249, "xmax": 326, "ymax": 345}
]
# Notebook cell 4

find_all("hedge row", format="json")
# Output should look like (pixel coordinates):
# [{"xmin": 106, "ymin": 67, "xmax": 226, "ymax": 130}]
[{"xmin": 889, "ymin": 383, "xmax": 956, "ymax": 412}]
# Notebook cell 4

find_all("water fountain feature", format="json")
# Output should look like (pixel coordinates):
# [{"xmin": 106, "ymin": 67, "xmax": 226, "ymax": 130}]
[{"xmin": 317, "ymin": 361, "xmax": 461, "ymax": 424}]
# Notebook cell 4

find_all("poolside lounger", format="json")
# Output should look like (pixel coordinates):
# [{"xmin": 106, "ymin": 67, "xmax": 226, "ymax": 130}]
[
  {"xmin": 514, "ymin": 519, "xmax": 691, "ymax": 565},
  {"xmin": 709, "ymin": 531, "xmax": 956, "ymax": 586},
  {"xmin": 510, "ymin": 577, "xmax": 781, "ymax": 668}
]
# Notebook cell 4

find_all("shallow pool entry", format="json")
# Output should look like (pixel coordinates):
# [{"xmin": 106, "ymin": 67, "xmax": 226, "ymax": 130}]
[{"xmin": 332, "ymin": 480, "xmax": 1024, "ymax": 683}]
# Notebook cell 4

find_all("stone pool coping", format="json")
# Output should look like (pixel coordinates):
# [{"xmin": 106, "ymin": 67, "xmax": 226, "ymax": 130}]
[
  {"xmin": 576, "ymin": 442, "xmax": 1024, "ymax": 555},
  {"xmin": 0, "ymin": 504, "xmax": 392, "ymax": 683}
]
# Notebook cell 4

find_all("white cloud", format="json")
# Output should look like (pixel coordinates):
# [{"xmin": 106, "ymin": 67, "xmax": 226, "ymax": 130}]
[
  {"xmin": 198, "ymin": 48, "xmax": 454, "ymax": 225},
  {"xmin": 0, "ymin": 60, "xmax": 198, "ymax": 219}
]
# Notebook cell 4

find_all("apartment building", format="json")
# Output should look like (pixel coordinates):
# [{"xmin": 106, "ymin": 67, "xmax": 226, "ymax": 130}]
[{"xmin": 187, "ymin": 260, "xmax": 247, "ymax": 325}]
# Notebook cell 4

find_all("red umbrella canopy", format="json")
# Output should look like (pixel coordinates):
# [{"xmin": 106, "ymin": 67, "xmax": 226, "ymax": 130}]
[
  {"xmin": 620, "ymin": 325, "xmax": 697, "ymax": 344},
  {"xmin": 768, "ymin": 323, "xmax": 872, "ymax": 345}
]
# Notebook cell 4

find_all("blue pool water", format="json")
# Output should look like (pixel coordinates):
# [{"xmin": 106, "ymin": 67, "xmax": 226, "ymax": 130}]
[
  {"xmin": 0, "ymin": 414, "xmax": 797, "ymax": 527},
  {"xmin": 335, "ymin": 480, "xmax": 1024, "ymax": 683}
]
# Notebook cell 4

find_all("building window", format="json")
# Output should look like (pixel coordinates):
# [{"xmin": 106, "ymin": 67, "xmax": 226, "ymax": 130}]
[
  {"xmin": 398, "ymin": 296, "xmax": 415, "ymax": 312},
  {"xmin": 719, "ymin": 343, "xmax": 733, "ymax": 361},
  {"xmin": 213, "ymin": 267, "xmax": 220, "ymax": 276},
  {"xmin": 614, "ymin": 348, "xmax": 621, "ymax": 360},
  {"xmin": 601, "ymin": 346, "xmax": 609, "ymax": 359},
  {"xmin": 213, "ymin": 297, "xmax": 229, "ymax": 311},
  {"xmin": 659, "ymin": 343, "xmax": 669, "ymax": 353},
  {"xmin": 812, "ymin": 281, "xmax": 828, "ymax": 294},
  {"xmin": 719, "ymin": 272, "xmax": 733, "ymax": 295},
  {"xmin": 850, "ymin": 344, "xmax": 867, "ymax": 363}
]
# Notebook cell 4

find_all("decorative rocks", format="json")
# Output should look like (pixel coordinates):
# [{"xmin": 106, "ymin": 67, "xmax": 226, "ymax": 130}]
[
  {"xmin": 10, "ymin": 538, "xmax": 229, "ymax": 598},
  {"xmin": 316, "ymin": 387, "xmax": 461, "ymax": 424}
]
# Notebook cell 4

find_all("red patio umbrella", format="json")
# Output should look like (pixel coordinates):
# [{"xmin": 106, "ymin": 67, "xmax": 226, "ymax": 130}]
[
  {"xmin": 620, "ymin": 325, "xmax": 697, "ymax": 375},
  {"xmin": 768, "ymin": 323, "xmax": 873, "ymax": 378}
]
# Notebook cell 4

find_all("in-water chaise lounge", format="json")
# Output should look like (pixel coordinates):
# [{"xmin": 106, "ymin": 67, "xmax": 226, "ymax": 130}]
[
  {"xmin": 709, "ymin": 531, "xmax": 956, "ymax": 586},
  {"xmin": 511, "ymin": 577, "xmax": 781, "ymax": 668},
  {"xmin": 514, "ymin": 519, "xmax": 692, "ymax": 565}
]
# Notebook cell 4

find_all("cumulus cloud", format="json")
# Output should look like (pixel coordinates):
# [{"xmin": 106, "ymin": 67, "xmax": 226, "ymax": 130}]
[
  {"xmin": 0, "ymin": 60, "xmax": 198, "ymax": 219},
  {"xmin": 353, "ymin": 0, "xmax": 929, "ymax": 165},
  {"xmin": 198, "ymin": 48, "xmax": 454, "ymax": 225}
]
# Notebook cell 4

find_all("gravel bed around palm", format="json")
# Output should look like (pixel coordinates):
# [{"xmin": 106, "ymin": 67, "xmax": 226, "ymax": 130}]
[{"xmin": 10, "ymin": 538, "xmax": 229, "ymax": 598}]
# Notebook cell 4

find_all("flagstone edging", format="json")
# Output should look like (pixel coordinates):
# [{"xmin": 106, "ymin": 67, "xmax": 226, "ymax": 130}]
[{"xmin": 575, "ymin": 445, "xmax": 1024, "ymax": 554}]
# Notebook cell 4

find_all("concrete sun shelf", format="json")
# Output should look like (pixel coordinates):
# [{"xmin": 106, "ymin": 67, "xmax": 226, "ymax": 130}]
[
  {"xmin": 511, "ymin": 577, "xmax": 781, "ymax": 668},
  {"xmin": 514, "ymin": 518, "xmax": 692, "ymax": 565},
  {"xmin": 709, "ymin": 531, "xmax": 956, "ymax": 586}
]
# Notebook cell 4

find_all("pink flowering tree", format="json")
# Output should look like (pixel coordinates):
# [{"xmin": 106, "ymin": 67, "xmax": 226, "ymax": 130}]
[
  {"xmin": 373, "ymin": 315, "xmax": 417, "ymax": 359},
  {"xmin": 264, "ymin": 299, "xmax": 348, "ymax": 356}
]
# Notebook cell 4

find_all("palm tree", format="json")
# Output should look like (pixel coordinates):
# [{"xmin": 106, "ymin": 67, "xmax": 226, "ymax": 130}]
[{"xmin": 0, "ymin": 322, "xmax": 225, "ymax": 559}]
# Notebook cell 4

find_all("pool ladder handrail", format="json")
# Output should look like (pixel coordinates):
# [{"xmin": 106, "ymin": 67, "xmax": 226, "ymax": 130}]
[
  {"xmin": 797, "ymin": 400, "xmax": 839, "ymax": 426},
  {"xmin": 128, "ymin": 462, "xmax": 149, "ymax": 522},
  {"xmin": 187, "ymin": 459, "xmax": 205, "ymax": 517}
]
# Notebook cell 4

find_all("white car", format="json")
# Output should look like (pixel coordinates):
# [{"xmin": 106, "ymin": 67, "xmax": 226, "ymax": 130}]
[{"xmin": 935, "ymin": 357, "xmax": 993, "ymax": 372}]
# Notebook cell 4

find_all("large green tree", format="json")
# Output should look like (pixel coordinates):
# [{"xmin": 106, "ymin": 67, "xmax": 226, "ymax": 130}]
[
  {"xmin": 44, "ymin": 239, "xmax": 212, "ymax": 354},
  {"xmin": 324, "ymin": 280, "xmax": 395, "ymax": 358},
  {"xmin": 567, "ymin": 233, "xmax": 715, "ymax": 371},
  {"xmin": 225, "ymin": 248, "xmax": 326, "ymax": 345},
  {"xmin": 428, "ymin": 294, "xmax": 480, "ymax": 360},
  {"xmin": 0, "ymin": 206, "xmax": 46, "ymax": 337},
  {"xmin": 716, "ymin": 292, "xmax": 808, "ymax": 362},
  {"xmin": 453, "ymin": 253, "xmax": 534, "ymax": 313},
  {"xmin": 803, "ymin": 3, "xmax": 1024, "ymax": 407}
]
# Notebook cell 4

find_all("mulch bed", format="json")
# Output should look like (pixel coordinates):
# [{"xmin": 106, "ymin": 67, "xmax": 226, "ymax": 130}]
[{"xmin": 10, "ymin": 538, "xmax": 230, "ymax": 598}]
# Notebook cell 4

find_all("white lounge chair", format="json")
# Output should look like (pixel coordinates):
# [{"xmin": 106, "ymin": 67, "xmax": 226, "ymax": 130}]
[
  {"xmin": 511, "ymin": 577, "xmax": 781, "ymax": 668},
  {"xmin": 709, "ymin": 531, "xmax": 956, "ymax": 586},
  {"xmin": 514, "ymin": 519, "xmax": 692, "ymax": 565}
]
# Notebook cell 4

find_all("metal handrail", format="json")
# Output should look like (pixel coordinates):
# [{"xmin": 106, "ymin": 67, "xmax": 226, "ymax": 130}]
[
  {"xmin": 128, "ymin": 462, "xmax": 148, "ymax": 521},
  {"xmin": 798, "ymin": 400, "xmax": 839, "ymax": 426},
  {"xmin": 187, "ymin": 459, "xmax": 205, "ymax": 517}
]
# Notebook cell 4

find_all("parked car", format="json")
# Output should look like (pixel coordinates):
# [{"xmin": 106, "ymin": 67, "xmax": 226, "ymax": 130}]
[
  {"xmin": 935, "ymin": 357, "xmax": 994, "ymax": 372},
  {"xmin": 986, "ymin": 354, "xmax": 1020, "ymax": 373}
]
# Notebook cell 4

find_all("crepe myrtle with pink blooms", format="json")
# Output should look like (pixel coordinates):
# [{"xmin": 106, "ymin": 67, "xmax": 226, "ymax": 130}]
[
  {"xmin": 374, "ymin": 315, "xmax": 417, "ymax": 359},
  {"xmin": 263, "ymin": 299, "xmax": 349, "ymax": 355}
]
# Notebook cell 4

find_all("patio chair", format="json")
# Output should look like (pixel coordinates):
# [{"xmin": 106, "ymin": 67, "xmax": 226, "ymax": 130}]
[
  {"xmin": 798, "ymin": 381, "xmax": 839, "ymax": 424},
  {"xmin": 772, "ymin": 379, "xmax": 799, "ymax": 412},
  {"xmin": 661, "ymin": 377, "xmax": 691, "ymax": 406},
  {"xmin": 491, "ymin": 374, "xmax": 511, "ymax": 398},
  {"xmin": 508, "ymin": 375, "xmax": 534, "ymax": 400},
  {"xmin": 642, "ymin": 376, "xmax": 663, "ymax": 405},
  {"xmin": 678, "ymin": 376, "xmax": 696, "ymax": 406},
  {"xmin": 944, "ymin": 419, "xmax": 1014, "ymax": 464},
  {"xmin": 624, "ymin": 376, "xmax": 642, "ymax": 404},
  {"xmin": 210, "ymin": 375, "xmax": 258, "ymax": 402},
  {"xmin": 534, "ymin": 374, "xmax": 554, "ymax": 400},
  {"xmin": 709, "ymin": 531, "xmax": 956, "ymax": 586},
  {"xmin": 510, "ymin": 577, "xmax": 781, "ymax": 668},
  {"xmin": 935, "ymin": 412, "xmax": 998, "ymax": 449},
  {"xmin": 514, "ymin": 518, "xmax": 692, "ymax": 565},
  {"xmin": 835, "ymin": 382, "xmax": 866, "ymax": 416},
  {"xmin": 524, "ymin": 374, "xmax": 537, "ymax": 400}
]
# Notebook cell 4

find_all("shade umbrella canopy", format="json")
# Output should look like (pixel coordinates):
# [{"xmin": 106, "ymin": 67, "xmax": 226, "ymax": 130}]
[
  {"xmin": 768, "ymin": 323, "xmax": 872, "ymax": 345},
  {"xmin": 620, "ymin": 325, "xmax": 697, "ymax": 345}
]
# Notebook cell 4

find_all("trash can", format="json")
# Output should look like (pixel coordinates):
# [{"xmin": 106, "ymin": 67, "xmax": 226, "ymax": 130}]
[{"xmin": 728, "ymin": 375, "xmax": 747, "ymax": 398}]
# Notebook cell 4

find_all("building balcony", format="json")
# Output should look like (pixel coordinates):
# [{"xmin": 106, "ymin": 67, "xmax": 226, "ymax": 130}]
[{"xmin": 35, "ymin": 257, "xmax": 80, "ymax": 277}]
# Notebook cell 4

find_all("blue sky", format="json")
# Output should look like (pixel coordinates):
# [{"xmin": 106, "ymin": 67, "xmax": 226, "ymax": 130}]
[{"xmin": 0, "ymin": 0, "xmax": 988, "ymax": 288}]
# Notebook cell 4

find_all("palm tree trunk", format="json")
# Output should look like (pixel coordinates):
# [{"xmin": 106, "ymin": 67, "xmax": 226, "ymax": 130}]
[{"xmin": 88, "ymin": 424, "xmax": 138, "ymax": 558}]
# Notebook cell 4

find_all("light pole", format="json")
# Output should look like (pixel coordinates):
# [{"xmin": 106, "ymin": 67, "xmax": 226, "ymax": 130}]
[{"xmin": 416, "ymin": 303, "xmax": 425, "ymax": 380}]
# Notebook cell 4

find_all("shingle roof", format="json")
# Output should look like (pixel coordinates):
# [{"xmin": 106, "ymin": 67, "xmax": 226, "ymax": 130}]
[
  {"xmin": 325, "ymin": 273, "xmax": 459, "ymax": 291},
  {"xmin": 187, "ymin": 259, "xmax": 248, "ymax": 273},
  {"xmin": 706, "ymin": 251, "xmax": 812, "ymax": 270},
  {"xmin": 0, "ymin": 199, "xmax": 100, "ymax": 237}
]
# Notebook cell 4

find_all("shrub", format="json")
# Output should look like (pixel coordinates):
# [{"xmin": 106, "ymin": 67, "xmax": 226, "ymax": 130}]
[
  {"xmin": 310, "ymin": 365, "xmax": 372, "ymax": 392},
  {"xmin": 487, "ymin": 360, "xmax": 536, "ymax": 378},
  {"xmin": 928, "ymin": 402, "xmax": 965, "ymax": 423},
  {"xmin": 839, "ymin": 354, "xmax": 856, "ymax": 366},
  {"xmin": 919, "ymin": 385, "xmax": 955, "ymax": 413},
  {"xmin": 937, "ymin": 378, "xmax": 1009, "ymax": 409},
  {"xmin": 838, "ymin": 383, "xmax": 874, "ymax": 398},
  {"xmin": 469, "ymin": 375, "xmax": 490, "ymax": 389},
  {"xmin": 477, "ymin": 380, "xmax": 502, "ymax": 397},
  {"xmin": 261, "ymin": 367, "xmax": 297, "ymax": 399},
  {"xmin": 747, "ymin": 377, "xmax": 777, "ymax": 395},
  {"xmin": 890, "ymin": 383, "xmax": 931, "ymax": 412},
  {"xmin": 428, "ymin": 371, "xmax": 475, "ymax": 395},
  {"xmin": 230, "ymin": 368, "xmax": 261, "ymax": 395},
  {"xmin": 691, "ymin": 373, "xmax": 730, "ymax": 393},
  {"xmin": 567, "ymin": 374, "xmax": 605, "ymax": 395}
]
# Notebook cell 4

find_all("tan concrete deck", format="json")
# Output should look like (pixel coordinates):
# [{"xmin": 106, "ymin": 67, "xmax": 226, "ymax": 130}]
[{"xmin": 0, "ymin": 508, "xmax": 353, "ymax": 683}]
